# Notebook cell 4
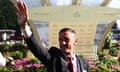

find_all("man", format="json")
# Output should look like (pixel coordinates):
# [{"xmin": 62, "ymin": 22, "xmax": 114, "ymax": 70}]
[{"xmin": 15, "ymin": 0, "xmax": 89, "ymax": 72}]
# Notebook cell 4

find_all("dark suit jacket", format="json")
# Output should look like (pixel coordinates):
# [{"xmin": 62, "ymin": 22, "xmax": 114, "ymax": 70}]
[{"xmin": 25, "ymin": 35, "xmax": 89, "ymax": 72}]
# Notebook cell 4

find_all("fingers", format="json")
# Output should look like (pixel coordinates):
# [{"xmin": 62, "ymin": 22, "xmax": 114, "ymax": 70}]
[
  {"xmin": 23, "ymin": 2, "xmax": 29, "ymax": 19},
  {"xmin": 14, "ymin": 1, "xmax": 22, "ymax": 16},
  {"xmin": 23, "ymin": 1, "xmax": 27, "ymax": 12},
  {"xmin": 17, "ymin": 1, "xmax": 25, "ymax": 14},
  {"xmin": 14, "ymin": 5, "xmax": 19, "ymax": 14},
  {"xmin": 15, "ymin": 0, "xmax": 27, "ymax": 15},
  {"xmin": 14, "ymin": 0, "xmax": 28, "ymax": 25}
]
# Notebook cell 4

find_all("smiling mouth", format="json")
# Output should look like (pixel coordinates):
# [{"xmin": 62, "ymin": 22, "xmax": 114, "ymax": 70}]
[{"xmin": 63, "ymin": 45, "xmax": 68, "ymax": 48}]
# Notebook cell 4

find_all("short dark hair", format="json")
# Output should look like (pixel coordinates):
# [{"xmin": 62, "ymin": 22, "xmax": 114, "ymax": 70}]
[{"xmin": 59, "ymin": 28, "xmax": 76, "ymax": 34}]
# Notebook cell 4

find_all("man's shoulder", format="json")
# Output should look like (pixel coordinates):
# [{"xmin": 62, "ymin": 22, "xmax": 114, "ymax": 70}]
[
  {"xmin": 49, "ymin": 46, "xmax": 62, "ymax": 56},
  {"xmin": 49, "ymin": 46, "xmax": 60, "ymax": 52}
]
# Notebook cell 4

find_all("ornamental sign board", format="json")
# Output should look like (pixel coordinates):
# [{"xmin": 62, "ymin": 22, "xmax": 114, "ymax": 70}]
[{"xmin": 28, "ymin": 6, "xmax": 120, "ymax": 58}]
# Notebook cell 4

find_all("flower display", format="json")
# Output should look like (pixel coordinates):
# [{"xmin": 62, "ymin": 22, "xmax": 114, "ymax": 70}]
[{"xmin": 11, "ymin": 58, "xmax": 44, "ymax": 70}]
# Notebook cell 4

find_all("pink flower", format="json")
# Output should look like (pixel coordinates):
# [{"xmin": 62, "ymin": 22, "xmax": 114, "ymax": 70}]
[
  {"xmin": 90, "ymin": 64, "xmax": 98, "ymax": 69},
  {"xmin": 87, "ymin": 59, "xmax": 95, "ymax": 65},
  {"xmin": 117, "ymin": 46, "xmax": 120, "ymax": 49},
  {"xmin": 108, "ymin": 65, "xmax": 118, "ymax": 70}
]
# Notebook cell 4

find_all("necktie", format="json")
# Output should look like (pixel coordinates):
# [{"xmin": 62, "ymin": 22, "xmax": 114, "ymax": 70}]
[{"xmin": 68, "ymin": 57, "xmax": 74, "ymax": 72}]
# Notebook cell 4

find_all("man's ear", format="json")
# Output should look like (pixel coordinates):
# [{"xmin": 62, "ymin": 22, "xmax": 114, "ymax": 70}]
[{"xmin": 74, "ymin": 39, "xmax": 78, "ymax": 45}]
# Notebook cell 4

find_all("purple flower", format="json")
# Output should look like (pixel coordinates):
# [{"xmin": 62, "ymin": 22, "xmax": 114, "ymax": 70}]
[
  {"xmin": 32, "ymin": 63, "xmax": 44, "ymax": 68},
  {"xmin": 11, "ymin": 58, "xmax": 44, "ymax": 70},
  {"xmin": 15, "ymin": 58, "xmax": 29, "ymax": 65},
  {"xmin": 11, "ymin": 65, "xmax": 23, "ymax": 69}
]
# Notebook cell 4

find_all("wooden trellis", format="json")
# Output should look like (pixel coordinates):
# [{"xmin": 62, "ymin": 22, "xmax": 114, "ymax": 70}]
[{"xmin": 98, "ymin": 21, "xmax": 116, "ymax": 51}]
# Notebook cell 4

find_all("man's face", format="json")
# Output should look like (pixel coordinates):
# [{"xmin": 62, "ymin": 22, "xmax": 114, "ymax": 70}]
[{"xmin": 59, "ymin": 31, "xmax": 77, "ymax": 55}]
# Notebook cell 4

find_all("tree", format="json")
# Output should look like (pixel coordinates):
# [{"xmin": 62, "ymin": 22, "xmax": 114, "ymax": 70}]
[{"xmin": 0, "ymin": 0, "xmax": 21, "ymax": 35}]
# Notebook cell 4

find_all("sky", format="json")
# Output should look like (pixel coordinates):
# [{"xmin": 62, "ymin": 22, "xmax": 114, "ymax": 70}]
[
  {"xmin": 107, "ymin": 0, "xmax": 120, "ymax": 8},
  {"xmin": 21, "ymin": 0, "xmax": 120, "ymax": 9},
  {"xmin": 21, "ymin": 0, "xmax": 120, "ymax": 27}
]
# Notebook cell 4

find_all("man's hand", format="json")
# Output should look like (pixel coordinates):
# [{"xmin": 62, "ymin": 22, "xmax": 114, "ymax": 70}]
[{"xmin": 14, "ymin": 0, "xmax": 29, "ymax": 29}]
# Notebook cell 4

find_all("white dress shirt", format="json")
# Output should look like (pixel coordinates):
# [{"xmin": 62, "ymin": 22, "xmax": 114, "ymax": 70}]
[{"xmin": 67, "ymin": 54, "xmax": 78, "ymax": 72}]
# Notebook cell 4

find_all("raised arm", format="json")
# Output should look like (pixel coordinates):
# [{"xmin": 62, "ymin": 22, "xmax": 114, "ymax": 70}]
[
  {"xmin": 14, "ymin": 0, "xmax": 32, "ymax": 38},
  {"xmin": 15, "ymin": 0, "xmax": 29, "ymax": 28},
  {"xmin": 14, "ymin": 0, "xmax": 51, "ymax": 65}
]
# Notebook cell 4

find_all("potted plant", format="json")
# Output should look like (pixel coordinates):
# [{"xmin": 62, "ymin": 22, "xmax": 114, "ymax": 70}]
[{"xmin": 109, "ymin": 47, "xmax": 118, "ymax": 57}]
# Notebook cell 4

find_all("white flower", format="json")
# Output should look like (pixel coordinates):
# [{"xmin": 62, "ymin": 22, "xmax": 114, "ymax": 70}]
[{"xmin": 0, "ymin": 52, "xmax": 6, "ymax": 66}]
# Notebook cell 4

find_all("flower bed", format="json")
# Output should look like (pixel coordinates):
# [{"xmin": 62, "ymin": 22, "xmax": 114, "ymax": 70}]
[
  {"xmin": 3, "ymin": 58, "xmax": 47, "ymax": 72},
  {"xmin": 88, "ymin": 55, "xmax": 120, "ymax": 72},
  {"xmin": 0, "ymin": 56, "xmax": 120, "ymax": 72},
  {"xmin": 0, "ymin": 43, "xmax": 120, "ymax": 71}
]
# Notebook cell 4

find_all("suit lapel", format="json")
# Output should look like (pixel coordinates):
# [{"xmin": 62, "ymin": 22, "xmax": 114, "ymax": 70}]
[
  {"xmin": 76, "ymin": 55, "xmax": 87, "ymax": 72},
  {"xmin": 61, "ymin": 57, "xmax": 69, "ymax": 72}
]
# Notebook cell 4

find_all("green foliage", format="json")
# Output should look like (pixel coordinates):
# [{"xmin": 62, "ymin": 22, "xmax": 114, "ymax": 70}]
[
  {"xmin": 97, "ymin": 52, "xmax": 106, "ymax": 57},
  {"xmin": 109, "ymin": 47, "xmax": 118, "ymax": 57},
  {"xmin": 0, "ymin": 44, "xmax": 11, "ymax": 52},
  {"xmin": 90, "ymin": 58, "xmax": 119, "ymax": 72},
  {"xmin": 0, "ymin": 43, "xmax": 28, "ymax": 59},
  {"xmin": 22, "ymin": 67, "xmax": 47, "ymax": 72},
  {"xmin": 0, "ymin": 0, "xmax": 21, "ymax": 35},
  {"xmin": 91, "ymin": 67, "xmax": 110, "ymax": 72},
  {"xmin": 78, "ymin": 54, "xmax": 84, "ymax": 58},
  {"xmin": 10, "ymin": 43, "xmax": 28, "ymax": 51},
  {"xmin": 90, "ymin": 67, "xmax": 112, "ymax": 72},
  {"xmin": 106, "ymin": 59, "xmax": 119, "ymax": 65},
  {"xmin": 9, "ymin": 43, "xmax": 28, "ymax": 59},
  {"xmin": 30, "ymin": 58, "xmax": 41, "ymax": 64},
  {"xmin": 0, "ymin": 67, "xmax": 13, "ymax": 72},
  {"xmin": 103, "ymin": 31, "xmax": 113, "ymax": 49},
  {"xmin": 9, "ymin": 51, "xmax": 24, "ymax": 59},
  {"xmin": 0, "ymin": 67, "xmax": 47, "ymax": 72},
  {"xmin": 0, "ymin": 43, "xmax": 28, "ymax": 52},
  {"xmin": 103, "ymin": 31, "xmax": 119, "ymax": 57}
]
